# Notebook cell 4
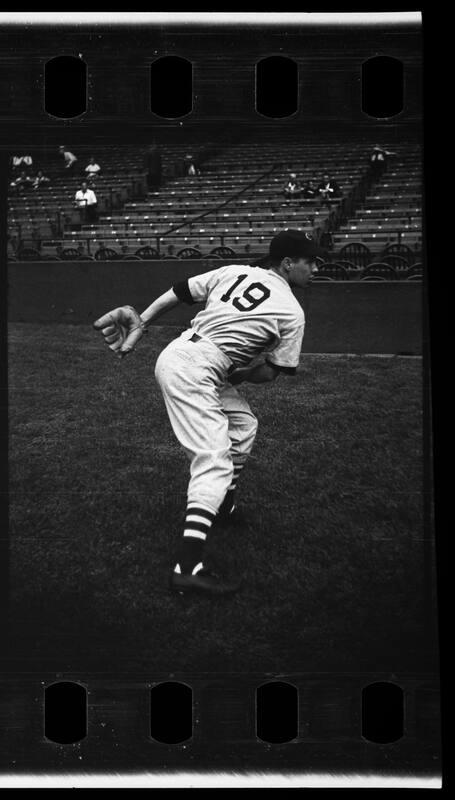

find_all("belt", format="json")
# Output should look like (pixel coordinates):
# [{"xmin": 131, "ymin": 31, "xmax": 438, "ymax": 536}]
[{"xmin": 189, "ymin": 332, "xmax": 235, "ymax": 375}]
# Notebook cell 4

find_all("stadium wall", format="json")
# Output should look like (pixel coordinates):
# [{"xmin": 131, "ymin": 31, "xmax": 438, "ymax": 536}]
[{"xmin": 8, "ymin": 260, "xmax": 422, "ymax": 354}]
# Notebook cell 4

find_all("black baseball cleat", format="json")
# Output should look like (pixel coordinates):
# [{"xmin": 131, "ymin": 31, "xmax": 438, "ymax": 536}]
[
  {"xmin": 170, "ymin": 568, "xmax": 241, "ymax": 596},
  {"xmin": 216, "ymin": 490, "xmax": 236, "ymax": 521}
]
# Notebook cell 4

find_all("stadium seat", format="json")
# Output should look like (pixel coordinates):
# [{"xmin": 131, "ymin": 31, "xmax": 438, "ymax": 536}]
[
  {"xmin": 210, "ymin": 246, "xmax": 237, "ymax": 257},
  {"xmin": 406, "ymin": 264, "xmax": 423, "ymax": 279},
  {"xmin": 380, "ymin": 243, "xmax": 414, "ymax": 264},
  {"xmin": 177, "ymin": 247, "xmax": 202, "ymax": 259},
  {"xmin": 17, "ymin": 246, "xmax": 41, "ymax": 261},
  {"xmin": 317, "ymin": 264, "xmax": 349, "ymax": 280},
  {"xmin": 339, "ymin": 242, "xmax": 372, "ymax": 267},
  {"xmin": 333, "ymin": 259, "xmax": 363, "ymax": 273},
  {"xmin": 361, "ymin": 263, "xmax": 398, "ymax": 281},
  {"xmin": 60, "ymin": 247, "xmax": 81, "ymax": 260},
  {"xmin": 95, "ymin": 247, "xmax": 119, "ymax": 261},
  {"xmin": 135, "ymin": 245, "xmax": 160, "ymax": 259},
  {"xmin": 381, "ymin": 254, "xmax": 409, "ymax": 271}
]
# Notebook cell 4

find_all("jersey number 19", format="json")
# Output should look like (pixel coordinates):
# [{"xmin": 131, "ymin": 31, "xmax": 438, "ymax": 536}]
[{"xmin": 220, "ymin": 274, "xmax": 271, "ymax": 312}]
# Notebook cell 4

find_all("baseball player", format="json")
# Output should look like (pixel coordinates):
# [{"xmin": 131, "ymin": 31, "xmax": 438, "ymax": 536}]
[{"xmin": 94, "ymin": 230, "xmax": 324, "ymax": 596}]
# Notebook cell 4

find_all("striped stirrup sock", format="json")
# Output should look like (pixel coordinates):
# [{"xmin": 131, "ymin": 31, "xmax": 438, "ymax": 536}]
[
  {"xmin": 174, "ymin": 503, "xmax": 216, "ymax": 575},
  {"xmin": 229, "ymin": 462, "xmax": 244, "ymax": 492}
]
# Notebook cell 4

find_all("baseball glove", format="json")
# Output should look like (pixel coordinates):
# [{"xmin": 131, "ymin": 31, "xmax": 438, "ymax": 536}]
[{"xmin": 93, "ymin": 305, "xmax": 146, "ymax": 358}]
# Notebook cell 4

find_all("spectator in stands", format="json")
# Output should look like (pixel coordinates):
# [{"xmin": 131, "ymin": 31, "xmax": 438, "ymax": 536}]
[
  {"xmin": 368, "ymin": 144, "xmax": 397, "ymax": 180},
  {"xmin": 185, "ymin": 154, "xmax": 200, "ymax": 177},
  {"xmin": 59, "ymin": 145, "xmax": 78, "ymax": 170},
  {"xmin": 32, "ymin": 170, "xmax": 51, "ymax": 190},
  {"xmin": 75, "ymin": 181, "xmax": 97, "ymax": 223},
  {"xmin": 85, "ymin": 157, "xmax": 101, "ymax": 182},
  {"xmin": 283, "ymin": 173, "xmax": 302, "ymax": 201},
  {"xmin": 10, "ymin": 170, "xmax": 34, "ymax": 193},
  {"xmin": 302, "ymin": 179, "xmax": 318, "ymax": 199},
  {"xmin": 318, "ymin": 174, "xmax": 341, "ymax": 207}
]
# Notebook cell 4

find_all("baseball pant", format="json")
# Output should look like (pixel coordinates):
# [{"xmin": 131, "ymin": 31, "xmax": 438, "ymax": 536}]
[{"xmin": 154, "ymin": 330, "xmax": 258, "ymax": 513}]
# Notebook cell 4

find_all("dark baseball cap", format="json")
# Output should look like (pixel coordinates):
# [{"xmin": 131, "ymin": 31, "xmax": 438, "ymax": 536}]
[{"xmin": 269, "ymin": 229, "xmax": 326, "ymax": 261}]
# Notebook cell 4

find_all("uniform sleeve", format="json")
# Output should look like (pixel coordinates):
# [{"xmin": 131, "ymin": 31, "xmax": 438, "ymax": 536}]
[
  {"xmin": 266, "ymin": 318, "xmax": 305, "ymax": 374},
  {"xmin": 172, "ymin": 266, "xmax": 229, "ymax": 305}
]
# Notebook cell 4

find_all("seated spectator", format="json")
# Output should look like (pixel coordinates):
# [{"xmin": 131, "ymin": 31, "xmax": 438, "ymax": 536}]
[
  {"xmin": 185, "ymin": 154, "xmax": 200, "ymax": 177},
  {"xmin": 368, "ymin": 144, "xmax": 397, "ymax": 180},
  {"xmin": 318, "ymin": 174, "xmax": 341, "ymax": 206},
  {"xmin": 75, "ymin": 181, "xmax": 97, "ymax": 223},
  {"xmin": 283, "ymin": 173, "xmax": 302, "ymax": 200},
  {"xmin": 10, "ymin": 170, "xmax": 34, "ymax": 193},
  {"xmin": 59, "ymin": 145, "xmax": 78, "ymax": 169},
  {"xmin": 32, "ymin": 170, "xmax": 51, "ymax": 190},
  {"xmin": 85, "ymin": 157, "xmax": 101, "ymax": 181},
  {"xmin": 302, "ymin": 179, "xmax": 318, "ymax": 199}
]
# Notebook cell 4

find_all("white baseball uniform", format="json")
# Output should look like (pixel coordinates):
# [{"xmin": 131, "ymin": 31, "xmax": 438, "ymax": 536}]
[{"xmin": 154, "ymin": 264, "xmax": 305, "ymax": 512}]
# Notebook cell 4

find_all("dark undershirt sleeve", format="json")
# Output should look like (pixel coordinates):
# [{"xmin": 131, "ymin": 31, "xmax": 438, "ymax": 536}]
[
  {"xmin": 172, "ymin": 279, "xmax": 195, "ymax": 305},
  {"xmin": 265, "ymin": 359, "xmax": 297, "ymax": 376}
]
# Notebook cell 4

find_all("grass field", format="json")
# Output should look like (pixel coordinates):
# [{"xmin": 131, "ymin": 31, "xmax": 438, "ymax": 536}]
[{"xmin": 7, "ymin": 323, "xmax": 436, "ymax": 673}]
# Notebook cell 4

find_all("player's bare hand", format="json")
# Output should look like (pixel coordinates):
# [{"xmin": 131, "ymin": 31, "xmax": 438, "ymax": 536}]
[{"xmin": 93, "ymin": 305, "xmax": 146, "ymax": 358}]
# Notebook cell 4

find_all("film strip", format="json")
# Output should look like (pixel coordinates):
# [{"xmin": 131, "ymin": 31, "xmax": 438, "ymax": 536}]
[
  {"xmin": 0, "ymin": 11, "xmax": 440, "ymax": 789},
  {"xmin": 0, "ymin": 674, "xmax": 441, "ymax": 775}
]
